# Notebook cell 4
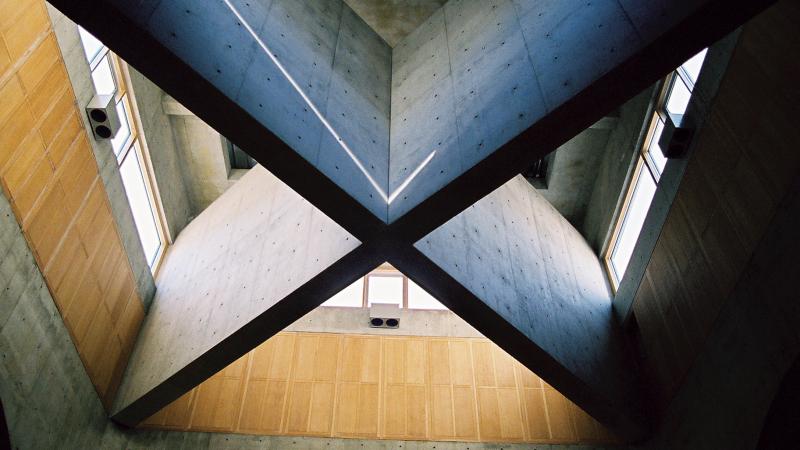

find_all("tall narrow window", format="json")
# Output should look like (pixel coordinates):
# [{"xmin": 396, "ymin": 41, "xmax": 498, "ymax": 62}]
[
  {"xmin": 78, "ymin": 27, "xmax": 168, "ymax": 271},
  {"xmin": 605, "ymin": 49, "xmax": 707, "ymax": 289}
]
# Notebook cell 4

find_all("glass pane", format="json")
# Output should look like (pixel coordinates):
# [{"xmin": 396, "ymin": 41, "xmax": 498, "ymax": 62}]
[
  {"xmin": 322, "ymin": 278, "xmax": 364, "ymax": 307},
  {"xmin": 681, "ymin": 48, "xmax": 708, "ymax": 86},
  {"xmin": 665, "ymin": 77, "xmax": 691, "ymax": 116},
  {"xmin": 647, "ymin": 119, "xmax": 667, "ymax": 178},
  {"xmin": 111, "ymin": 99, "xmax": 131, "ymax": 157},
  {"xmin": 610, "ymin": 163, "xmax": 657, "ymax": 282},
  {"xmin": 119, "ymin": 147, "xmax": 161, "ymax": 266},
  {"xmin": 78, "ymin": 27, "xmax": 104, "ymax": 63},
  {"xmin": 408, "ymin": 279, "xmax": 447, "ymax": 310},
  {"xmin": 367, "ymin": 276, "xmax": 403, "ymax": 307},
  {"xmin": 91, "ymin": 55, "xmax": 116, "ymax": 96}
]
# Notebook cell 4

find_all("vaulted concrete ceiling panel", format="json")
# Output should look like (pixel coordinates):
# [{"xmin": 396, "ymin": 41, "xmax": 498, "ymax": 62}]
[
  {"xmin": 110, "ymin": 166, "xmax": 372, "ymax": 425},
  {"xmin": 409, "ymin": 176, "xmax": 644, "ymax": 438},
  {"xmin": 343, "ymin": 0, "xmax": 448, "ymax": 47},
  {"xmin": 319, "ymin": 6, "xmax": 393, "ymax": 218},
  {"xmin": 99, "ymin": 0, "xmax": 393, "ymax": 225}
]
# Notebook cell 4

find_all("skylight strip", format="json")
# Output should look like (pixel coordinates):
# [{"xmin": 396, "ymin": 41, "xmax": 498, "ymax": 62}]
[{"xmin": 223, "ymin": 0, "xmax": 389, "ymax": 203}]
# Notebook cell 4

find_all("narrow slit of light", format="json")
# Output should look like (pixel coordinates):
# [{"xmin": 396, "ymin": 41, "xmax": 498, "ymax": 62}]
[
  {"xmin": 387, "ymin": 150, "xmax": 436, "ymax": 204},
  {"xmin": 223, "ymin": 0, "xmax": 388, "ymax": 203},
  {"xmin": 223, "ymin": 0, "xmax": 437, "ymax": 206}
]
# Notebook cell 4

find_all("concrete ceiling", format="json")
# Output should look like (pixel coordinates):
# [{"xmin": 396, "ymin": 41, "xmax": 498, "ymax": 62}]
[
  {"xmin": 52, "ymin": 0, "xmax": 770, "ymax": 442},
  {"xmin": 343, "ymin": 0, "xmax": 446, "ymax": 47}
]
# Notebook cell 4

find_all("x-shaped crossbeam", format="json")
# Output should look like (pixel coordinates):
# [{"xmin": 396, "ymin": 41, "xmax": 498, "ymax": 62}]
[{"xmin": 50, "ymin": 0, "xmax": 772, "ymax": 442}]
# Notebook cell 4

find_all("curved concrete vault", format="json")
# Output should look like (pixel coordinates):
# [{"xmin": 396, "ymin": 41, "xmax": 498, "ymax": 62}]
[{"xmin": 48, "ymin": 0, "xmax": 773, "ymax": 442}]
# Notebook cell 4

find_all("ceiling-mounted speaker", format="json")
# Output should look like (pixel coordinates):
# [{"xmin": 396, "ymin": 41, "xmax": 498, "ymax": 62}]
[
  {"xmin": 369, "ymin": 303, "xmax": 400, "ymax": 329},
  {"xmin": 86, "ymin": 94, "xmax": 120, "ymax": 140},
  {"xmin": 659, "ymin": 113, "xmax": 695, "ymax": 159}
]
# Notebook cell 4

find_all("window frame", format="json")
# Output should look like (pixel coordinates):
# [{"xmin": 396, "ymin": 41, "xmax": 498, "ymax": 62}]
[
  {"xmin": 321, "ymin": 266, "xmax": 447, "ymax": 311},
  {"xmin": 79, "ymin": 28, "xmax": 170, "ymax": 274},
  {"xmin": 604, "ymin": 51, "xmax": 707, "ymax": 291}
]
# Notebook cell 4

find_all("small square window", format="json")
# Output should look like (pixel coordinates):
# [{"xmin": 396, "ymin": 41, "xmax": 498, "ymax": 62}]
[{"xmin": 367, "ymin": 275, "xmax": 403, "ymax": 307}]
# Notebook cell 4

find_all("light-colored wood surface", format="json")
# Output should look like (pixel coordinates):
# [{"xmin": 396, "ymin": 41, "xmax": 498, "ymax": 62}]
[
  {"xmin": 141, "ymin": 331, "xmax": 616, "ymax": 445},
  {"xmin": 0, "ymin": 0, "xmax": 144, "ymax": 410},
  {"xmin": 631, "ymin": 10, "xmax": 800, "ymax": 408}
]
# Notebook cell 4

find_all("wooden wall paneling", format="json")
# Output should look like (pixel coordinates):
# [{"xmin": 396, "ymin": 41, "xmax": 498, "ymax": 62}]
[
  {"xmin": 471, "ymin": 341, "xmax": 525, "ymax": 442},
  {"xmin": 191, "ymin": 353, "xmax": 249, "ymax": 431},
  {"xmin": 335, "ymin": 335, "xmax": 380, "ymax": 438},
  {"xmin": 16, "ymin": 33, "xmax": 59, "ymax": 91},
  {"xmin": 0, "ymin": 0, "xmax": 145, "ymax": 411},
  {"xmin": 0, "ymin": 103, "xmax": 36, "ymax": 171},
  {"xmin": 517, "ymin": 362, "xmax": 551, "ymax": 441},
  {"xmin": 285, "ymin": 334, "xmax": 340, "ymax": 436},
  {"xmin": 38, "ymin": 88, "xmax": 75, "ymax": 145},
  {"xmin": 2, "ymin": 128, "xmax": 48, "ymax": 217},
  {"xmin": 240, "ymin": 336, "xmax": 289, "ymax": 434},
  {"xmin": 0, "ymin": 36, "xmax": 9, "ymax": 76},
  {"xmin": 631, "ymin": 10, "xmax": 800, "ymax": 411},
  {"xmin": 382, "ymin": 337, "xmax": 428, "ymax": 439},
  {"xmin": 543, "ymin": 388, "xmax": 576, "ymax": 441},
  {"xmin": 2, "ymin": 1, "xmax": 49, "ymax": 61},
  {"xmin": 26, "ymin": 62, "xmax": 69, "ymax": 120},
  {"xmin": 139, "ymin": 332, "xmax": 614, "ymax": 444},
  {"xmin": 448, "ymin": 339, "xmax": 478, "ymax": 440},
  {"xmin": 164, "ymin": 390, "xmax": 197, "ymax": 429},
  {"xmin": 428, "ymin": 339, "xmax": 454, "ymax": 440},
  {"xmin": 0, "ymin": 75, "xmax": 24, "ymax": 125}
]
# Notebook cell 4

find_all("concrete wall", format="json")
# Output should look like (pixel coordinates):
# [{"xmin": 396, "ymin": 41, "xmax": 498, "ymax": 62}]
[
  {"xmin": 168, "ymin": 113, "xmax": 231, "ymax": 214},
  {"xmin": 286, "ymin": 306, "xmax": 483, "ymax": 338},
  {"xmin": 538, "ymin": 123, "xmax": 615, "ymax": 227},
  {"xmin": 342, "ymin": 0, "xmax": 446, "ymax": 47},
  {"xmin": 580, "ymin": 90, "xmax": 653, "ymax": 253},
  {"xmin": 46, "ymin": 5, "xmax": 156, "ymax": 305},
  {"xmin": 127, "ymin": 67, "xmax": 194, "ymax": 240}
]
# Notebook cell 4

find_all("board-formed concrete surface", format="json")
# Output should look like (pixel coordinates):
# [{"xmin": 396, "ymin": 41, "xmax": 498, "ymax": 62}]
[{"xmin": 46, "ymin": 0, "xmax": 774, "ymax": 441}]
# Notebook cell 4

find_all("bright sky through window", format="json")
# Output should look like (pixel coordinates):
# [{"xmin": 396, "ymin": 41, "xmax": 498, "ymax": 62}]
[
  {"xmin": 408, "ymin": 280, "xmax": 447, "ymax": 310},
  {"xmin": 119, "ymin": 147, "xmax": 162, "ymax": 266},
  {"xmin": 607, "ymin": 48, "xmax": 707, "ymax": 287},
  {"xmin": 321, "ymin": 278, "xmax": 364, "ymax": 307},
  {"xmin": 368, "ymin": 276, "xmax": 404, "ymax": 307},
  {"xmin": 609, "ymin": 168, "xmax": 657, "ymax": 281}
]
